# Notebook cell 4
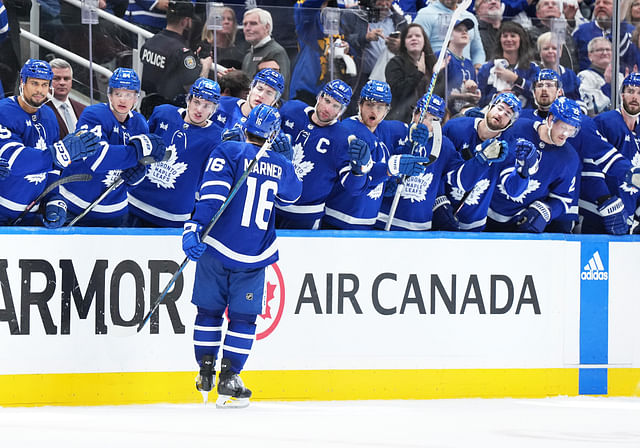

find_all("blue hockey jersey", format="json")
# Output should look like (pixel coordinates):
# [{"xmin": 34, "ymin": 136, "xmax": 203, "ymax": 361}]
[
  {"xmin": 193, "ymin": 140, "xmax": 302, "ymax": 269},
  {"xmin": 211, "ymin": 96, "xmax": 247, "ymax": 131},
  {"xmin": 488, "ymin": 119, "xmax": 580, "ymax": 224},
  {"xmin": 276, "ymin": 100, "xmax": 369, "ymax": 227},
  {"xmin": 128, "ymin": 105, "xmax": 223, "ymax": 227},
  {"xmin": 60, "ymin": 103, "xmax": 149, "ymax": 223},
  {"xmin": 0, "ymin": 97, "xmax": 60, "ymax": 222}
]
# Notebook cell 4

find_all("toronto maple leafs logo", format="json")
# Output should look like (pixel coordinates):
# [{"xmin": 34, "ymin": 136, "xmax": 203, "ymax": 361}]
[
  {"xmin": 159, "ymin": 122, "xmax": 168, "ymax": 131},
  {"xmin": 284, "ymin": 120, "xmax": 294, "ymax": 129},
  {"xmin": 103, "ymin": 169, "xmax": 123, "ymax": 187},
  {"xmin": 620, "ymin": 152, "xmax": 640, "ymax": 194},
  {"xmin": 147, "ymin": 145, "xmax": 187, "ymax": 189},
  {"xmin": 450, "ymin": 178, "xmax": 491, "ymax": 206},
  {"xmin": 367, "ymin": 183, "xmax": 384, "ymax": 200},
  {"xmin": 292, "ymin": 143, "xmax": 313, "ymax": 180},
  {"xmin": 35, "ymin": 136, "xmax": 47, "ymax": 151},
  {"xmin": 497, "ymin": 178, "xmax": 541, "ymax": 203},
  {"xmin": 24, "ymin": 173, "xmax": 47, "ymax": 185},
  {"xmin": 400, "ymin": 172, "xmax": 433, "ymax": 203}
]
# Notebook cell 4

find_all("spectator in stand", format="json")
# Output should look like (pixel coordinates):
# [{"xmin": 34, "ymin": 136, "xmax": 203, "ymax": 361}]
[
  {"xmin": 241, "ymin": 8, "xmax": 291, "ymax": 99},
  {"xmin": 572, "ymin": 0, "xmax": 636, "ymax": 72},
  {"xmin": 126, "ymin": 0, "xmax": 187, "ymax": 34},
  {"xmin": 385, "ymin": 23, "xmax": 436, "ymax": 122},
  {"xmin": 474, "ymin": 0, "xmax": 503, "ymax": 59},
  {"xmin": 44, "ymin": 58, "xmax": 86, "ymax": 138},
  {"xmin": 528, "ymin": 0, "xmax": 579, "ymax": 72},
  {"xmin": 197, "ymin": 6, "xmax": 245, "ymax": 71},
  {"xmin": 477, "ymin": 21, "xmax": 540, "ymax": 108},
  {"xmin": 626, "ymin": 0, "xmax": 640, "ymax": 28},
  {"xmin": 578, "ymin": 37, "xmax": 623, "ymax": 116},
  {"xmin": 434, "ymin": 18, "xmax": 481, "ymax": 117},
  {"xmin": 536, "ymin": 32, "xmax": 581, "ymax": 100},
  {"xmin": 414, "ymin": 0, "xmax": 485, "ymax": 70}
]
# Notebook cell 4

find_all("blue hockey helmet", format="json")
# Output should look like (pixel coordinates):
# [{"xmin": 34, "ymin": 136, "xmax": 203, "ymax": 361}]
[
  {"xmin": 245, "ymin": 104, "xmax": 281, "ymax": 139},
  {"xmin": 109, "ymin": 68, "xmax": 141, "ymax": 92},
  {"xmin": 415, "ymin": 93, "xmax": 446, "ymax": 120},
  {"xmin": 252, "ymin": 68, "xmax": 285, "ymax": 96},
  {"xmin": 533, "ymin": 68, "xmax": 562, "ymax": 89},
  {"xmin": 320, "ymin": 79, "xmax": 352, "ymax": 107},
  {"xmin": 20, "ymin": 59, "xmax": 53, "ymax": 83},
  {"xmin": 488, "ymin": 92, "xmax": 522, "ymax": 125},
  {"xmin": 189, "ymin": 77, "xmax": 221, "ymax": 103},
  {"xmin": 548, "ymin": 97, "xmax": 582, "ymax": 129},
  {"xmin": 360, "ymin": 80, "xmax": 392, "ymax": 104},
  {"xmin": 622, "ymin": 72, "xmax": 640, "ymax": 90}
]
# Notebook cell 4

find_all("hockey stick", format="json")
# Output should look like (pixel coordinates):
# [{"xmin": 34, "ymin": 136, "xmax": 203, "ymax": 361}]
[
  {"xmin": 67, "ymin": 151, "xmax": 173, "ymax": 227},
  {"xmin": 11, "ymin": 174, "xmax": 93, "ymax": 225},
  {"xmin": 135, "ymin": 136, "xmax": 276, "ymax": 333},
  {"xmin": 384, "ymin": 0, "xmax": 471, "ymax": 231}
]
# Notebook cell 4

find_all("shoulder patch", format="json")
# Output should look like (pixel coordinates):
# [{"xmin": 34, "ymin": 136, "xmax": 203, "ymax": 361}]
[{"xmin": 184, "ymin": 55, "xmax": 197, "ymax": 70}]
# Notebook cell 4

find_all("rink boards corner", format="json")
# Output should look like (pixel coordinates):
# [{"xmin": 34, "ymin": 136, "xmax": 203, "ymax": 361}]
[{"xmin": 1, "ymin": 227, "xmax": 639, "ymax": 406}]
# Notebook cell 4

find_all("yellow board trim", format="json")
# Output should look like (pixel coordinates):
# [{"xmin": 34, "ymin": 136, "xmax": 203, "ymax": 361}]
[
  {"xmin": 0, "ymin": 368, "xmax": 597, "ymax": 407},
  {"xmin": 607, "ymin": 368, "xmax": 640, "ymax": 397}
]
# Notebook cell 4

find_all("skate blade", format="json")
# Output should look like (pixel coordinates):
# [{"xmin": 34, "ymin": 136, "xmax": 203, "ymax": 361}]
[
  {"xmin": 215, "ymin": 394, "xmax": 249, "ymax": 409},
  {"xmin": 200, "ymin": 390, "xmax": 210, "ymax": 404}
]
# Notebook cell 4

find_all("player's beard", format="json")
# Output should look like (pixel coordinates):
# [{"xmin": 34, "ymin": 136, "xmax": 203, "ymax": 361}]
[{"xmin": 623, "ymin": 100, "xmax": 640, "ymax": 117}]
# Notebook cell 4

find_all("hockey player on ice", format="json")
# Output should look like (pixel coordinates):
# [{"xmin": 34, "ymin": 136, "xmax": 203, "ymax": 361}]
[
  {"xmin": 377, "ymin": 92, "xmax": 514, "ymax": 231},
  {"xmin": 127, "ymin": 78, "xmax": 223, "ymax": 227},
  {"xmin": 182, "ymin": 104, "xmax": 301, "ymax": 408},
  {"xmin": 442, "ymin": 92, "xmax": 523, "ymax": 231},
  {"xmin": 59, "ymin": 68, "xmax": 167, "ymax": 226},
  {"xmin": 486, "ymin": 97, "xmax": 582, "ymax": 232},
  {"xmin": 323, "ymin": 80, "xmax": 430, "ymax": 229},
  {"xmin": 0, "ymin": 58, "xmax": 101, "ymax": 226}
]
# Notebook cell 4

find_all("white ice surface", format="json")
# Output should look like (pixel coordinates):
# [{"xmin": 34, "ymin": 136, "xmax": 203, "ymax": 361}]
[{"xmin": 2, "ymin": 397, "xmax": 640, "ymax": 447}]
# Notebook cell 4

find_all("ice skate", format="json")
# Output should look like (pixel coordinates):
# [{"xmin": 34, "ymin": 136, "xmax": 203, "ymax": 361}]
[
  {"xmin": 216, "ymin": 358, "xmax": 251, "ymax": 409},
  {"xmin": 195, "ymin": 355, "xmax": 215, "ymax": 403}
]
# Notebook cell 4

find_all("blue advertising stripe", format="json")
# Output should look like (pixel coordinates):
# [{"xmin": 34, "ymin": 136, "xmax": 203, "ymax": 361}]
[{"xmin": 579, "ymin": 240, "xmax": 609, "ymax": 394}]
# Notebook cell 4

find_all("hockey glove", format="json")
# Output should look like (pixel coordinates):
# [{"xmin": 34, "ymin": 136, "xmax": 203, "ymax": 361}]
[
  {"xmin": 474, "ymin": 138, "xmax": 508, "ymax": 165},
  {"xmin": 348, "ymin": 137, "xmax": 373, "ymax": 175},
  {"xmin": 624, "ymin": 166, "xmax": 640, "ymax": 188},
  {"xmin": 222, "ymin": 126, "xmax": 244, "ymax": 142},
  {"xmin": 516, "ymin": 200, "xmax": 551, "ymax": 233},
  {"xmin": 182, "ymin": 221, "xmax": 207, "ymax": 261},
  {"xmin": 128, "ymin": 134, "xmax": 168, "ymax": 164},
  {"xmin": 388, "ymin": 154, "xmax": 429, "ymax": 177},
  {"xmin": 432, "ymin": 195, "xmax": 459, "ymax": 231},
  {"xmin": 271, "ymin": 132, "xmax": 293, "ymax": 161},
  {"xmin": 514, "ymin": 138, "xmax": 539, "ymax": 177},
  {"xmin": 121, "ymin": 163, "xmax": 148, "ymax": 187},
  {"xmin": 41, "ymin": 196, "xmax": 67, "ymax": 229},
  {"xmin": 0, "ymin": 158, "xmax": 9, "ymax": 180},
  {"xmin": 49, "ymin": 130, "xmax": 101, "ymax": 168},
  {"xmin": 409, "ymin": 123, "xmax": 430, "ymax": 148},
  {"xmin": 598, "ymin": 195, "xmax": 629, "ymax": 235}
]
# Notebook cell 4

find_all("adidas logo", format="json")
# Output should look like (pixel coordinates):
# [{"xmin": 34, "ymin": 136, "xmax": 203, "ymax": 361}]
[{"xmin": 581, "ymin": 251, "xmax": 608, "ymax": 280}]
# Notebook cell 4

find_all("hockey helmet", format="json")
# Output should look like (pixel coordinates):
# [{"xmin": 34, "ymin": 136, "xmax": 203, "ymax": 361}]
[
  {"xmin": 320, "ymin": 79, "xmax": 352, "ymax": 107},
  {"xmin": 360, "ymin": 80, "xmax": 392, "ymax": 104},
  {"xmin": 245, "ymin": 104, "xmax": 281, "ymax": 139},
  {"xmin": 415, "ymin": 93, "xmax": 446, "ymax": 120},
  {"xmin": 533, "ymin": 68, "xmax": 562, "ymax": 89},
  {"xmin": 549, "ymin": 97, "xmax": 581, "ymax": 129},
  {"xmin": 622, "ymin": 72, "xmax": 640, "ymax": 90},
  {"xmin": 189, "ymin": 77, "xmax": 221, "ymax": 103},
  {"xmin": 252, "ymin": 68, "xmax": 285, "ymax": 96},
  {"xmin": 488, "ymin": 92, "xmax": 522, "ymax": 126},
  {"xmin": 109, "ymin": 68, "xmax": 141, "ymax": 93},
  {"xmin": 20, "ymin": 59, "xmax": 53, "ymax": 83}
]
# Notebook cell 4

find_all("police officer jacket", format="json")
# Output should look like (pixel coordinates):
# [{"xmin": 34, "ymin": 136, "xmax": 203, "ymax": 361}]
[{"xmin": 140, "ymin": 29, "xmax": 201, "ymax": 102}]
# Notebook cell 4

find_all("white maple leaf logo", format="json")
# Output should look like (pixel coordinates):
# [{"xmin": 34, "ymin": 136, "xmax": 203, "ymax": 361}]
[
  {"xmin": 497, "ymin": 178, "xmax": 541, "ymax": 203},
  {"xmin": 450, "ymin": 178, "xmax": 491, "ymax": 205},
  {"xmin": 620, "ymin": 152, "xmax": 640, "ymax": 194},
  {"xmin": 401, "ymin": 172, "xmax": 433, "ymax": 203},
  {"xmin": 35, "ymin": 137, "xmax": 47, "ymax": 151},
  {"xmin": 103, "ymin": 169, "xmax": 123, "ymax": 187},
  {"xmin": 292, "ymin": 142, "xmax": 314, "ymax": 180},
  {"xmin": 148, "ymin": 145, "xmax": 188, "ymax": 189},
  {"xmin": 24, "ymin": 173, "xmax": 47, "ymax": 184},
  {"xmin": 367, "ymin": 182, "xmax": 384, "ymax": 200}
]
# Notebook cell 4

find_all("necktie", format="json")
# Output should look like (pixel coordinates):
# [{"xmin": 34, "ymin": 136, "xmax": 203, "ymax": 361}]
[{"xmin": 60, "ymin": 103, "xmax": 75, "ymax": 133}]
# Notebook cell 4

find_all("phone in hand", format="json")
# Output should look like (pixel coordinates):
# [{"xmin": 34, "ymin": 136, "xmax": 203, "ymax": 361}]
[{"xmin": 389, "ymin": 31, "xmax": 401, "ymax": 38}]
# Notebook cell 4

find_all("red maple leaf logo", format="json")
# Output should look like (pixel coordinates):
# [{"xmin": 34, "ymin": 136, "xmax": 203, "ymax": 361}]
[{"xmin": 260, "ymin": 281, "xmax": 277, "ymax": 320}]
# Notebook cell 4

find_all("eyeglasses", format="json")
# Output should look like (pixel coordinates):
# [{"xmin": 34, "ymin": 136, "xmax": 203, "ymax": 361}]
[
  {"xmin": 535, "ymin": 82, "xmax": 558, "ymax": 89},
  {"xmin": 590, "ymin": 48, "xmax": 612, "ymax": 54}
]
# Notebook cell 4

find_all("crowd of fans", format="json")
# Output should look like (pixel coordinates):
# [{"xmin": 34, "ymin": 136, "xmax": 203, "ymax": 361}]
[{"xmin": 1, "ymin": 0, "xmax": 640, "ymax": 235}]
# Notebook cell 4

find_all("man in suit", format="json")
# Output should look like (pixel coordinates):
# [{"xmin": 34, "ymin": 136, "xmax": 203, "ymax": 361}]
[{"xmin": 45, "ymin": 58, "xmax": 85, "ymax": 138}]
